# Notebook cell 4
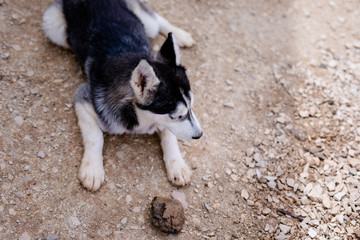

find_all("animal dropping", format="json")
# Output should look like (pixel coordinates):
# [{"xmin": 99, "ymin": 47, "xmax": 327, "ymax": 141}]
[{"xmin": 150, "ymin": 197, "xmax": 185, "ymax": 233}]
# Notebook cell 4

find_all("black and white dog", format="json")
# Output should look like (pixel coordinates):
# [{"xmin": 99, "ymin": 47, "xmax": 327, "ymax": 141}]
[{"xmin": 42, "ymin": 0, "xmax": 202, "ymax": 191}]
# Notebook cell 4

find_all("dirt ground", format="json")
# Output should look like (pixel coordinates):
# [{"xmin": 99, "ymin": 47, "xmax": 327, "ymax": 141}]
[{"xmin": 1, "ymin": 0, "xmax": 360, "ymax": 239}]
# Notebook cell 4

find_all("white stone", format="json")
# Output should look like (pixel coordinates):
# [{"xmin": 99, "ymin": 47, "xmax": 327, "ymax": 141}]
[
  {"xmin": 286, "ymin": 178, "xmax": 295, "ymax": 187},
  {"xmin": 132, "ymin": 206, "xmax": 141, "ymax": 213},
  {"xmin": 308, "ymin": 228, "xmax": 317, "ymax": 238},
  {"xmin": 125, "ymin": 195, "xmax": 132, "ymax": 205},
  {"xmin": 307, "ymin": 184, "xmax": 323, "ymax": 202},
  {"xmin": 267, "ymin": 181, "xmax": 276, "ymax": 189},
  {"xmin": 299, "ymin": 110, "xmax": 310, "ymax": 118},
  {"xmin": 19, "ymin": 232, "xmax": 31, "ymax": 240},
  {"xmin": 279, "ymin": 224, "xmax": 291, "ymax": 234},
  {"xmin": 121, "ymin": 217, "xmax": 128, "ymax": 225},
  {"xmin": 37, "ymin": 151, "xmax": 46, "ymax": 159},
  {"xmin": 15, "ymin": 116, "xmax": 24, "ymax": 126},
  {"xmin": 334, "ymin": 192, "xmax": 346, "ymax": 201},
  {"xmin": 241, "ymin": 189, "xmax": 249, "ymax": 200},
  {"xmin": 322, "ymin": 194, "xmax": 331, "ymax": 209},
  {"xmin": 68, "ymin": 216, "xmax": 80, "ymax": 228}
]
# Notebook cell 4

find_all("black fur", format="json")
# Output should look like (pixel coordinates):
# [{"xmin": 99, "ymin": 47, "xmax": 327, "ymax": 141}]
[{"xmin": 63, "ymin": 0, "xmax": 191, "ymax": 131}]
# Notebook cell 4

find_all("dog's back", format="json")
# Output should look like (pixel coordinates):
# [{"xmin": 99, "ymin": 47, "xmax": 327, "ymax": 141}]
[{"xmin": 63, "ymin": 0, "xmax": 151, "ymax": 63}]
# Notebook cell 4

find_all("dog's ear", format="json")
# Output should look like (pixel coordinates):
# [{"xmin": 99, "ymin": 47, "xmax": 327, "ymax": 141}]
[
  {"xmin": 157, "ymin": 32, "xmax": 180, "ymax": 66},
  {"xmin": 130, "ymin": 60, "xmax": 160, "ymax": 104}
]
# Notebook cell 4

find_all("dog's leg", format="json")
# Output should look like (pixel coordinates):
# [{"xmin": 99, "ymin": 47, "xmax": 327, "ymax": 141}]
[
  {"xmin": 42, "ymin": 0, "xmax": 70, "ymax": 48},
  {"xmin": 158, "ymin": 129, "xmax": 192, "ymax": 186},
  {"xmin": 155, "ymin": 14, "xmax": 195, "ymax": 47},
  {"xmin": 74, "ymin": 100, "xmax": 105, "ymax": 192},
  {"xmin": 126, "ymin": 0, "xmax": 194, "ymax": 47}
]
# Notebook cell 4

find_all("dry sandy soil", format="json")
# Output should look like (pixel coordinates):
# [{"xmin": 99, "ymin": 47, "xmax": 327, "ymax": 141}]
[{"xmin": 1, "ymin": 0, "xmax": 360, "ymax": 239}]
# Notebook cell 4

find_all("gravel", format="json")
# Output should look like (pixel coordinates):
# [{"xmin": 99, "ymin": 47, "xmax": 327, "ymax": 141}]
[{"xmin": 1, "ymin": 0, "xmax": 359, "ymax": 239}]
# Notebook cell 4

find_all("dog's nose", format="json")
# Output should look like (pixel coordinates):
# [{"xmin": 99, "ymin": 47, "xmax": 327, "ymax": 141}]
[{"xmin": 192, "ymin": 131, "xmax": 203, "ymax": 139}]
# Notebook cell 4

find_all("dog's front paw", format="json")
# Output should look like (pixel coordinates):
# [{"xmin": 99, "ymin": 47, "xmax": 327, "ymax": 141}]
[
  {"xmin": 78, "ymin": 157, "xmax": 105, "ymax": 192},
  {"xmin": 165, "ymin": 159, "xmax": 192, "ymax": 186},
  {"xmin": 173, "ymin": 28, "xmax": 195, "ymax": 48}
]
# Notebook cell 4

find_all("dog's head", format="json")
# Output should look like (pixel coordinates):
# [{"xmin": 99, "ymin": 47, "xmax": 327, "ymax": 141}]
[{"xmin": 130, "ymin": 33, "xmax": 202, "ymax": 140}]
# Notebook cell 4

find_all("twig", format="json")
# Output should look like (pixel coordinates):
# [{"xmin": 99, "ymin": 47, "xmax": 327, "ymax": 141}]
[{"xmin": 277, "ymin": 208, "xmax": 304, "ymax": 221}]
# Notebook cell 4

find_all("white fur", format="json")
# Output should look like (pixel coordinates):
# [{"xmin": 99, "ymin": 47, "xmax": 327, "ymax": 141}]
[
  {"xmin": 42, "ymin": 2, "xmax": 70, "ymax": 48},
  {"xmin": 75, "ymin": 102, "xmax": 105, "ymax": 192},
  {"xmin": 126, "ymin": 1, "xmax": 160, "ymax": 39},
  {"xmin": 130, "ymin": 60, "xmax": 160, "ymax": 104},
  {"xmin": 158, "ymin": 129, "xmax": 191, "ymax": 186},
  {"xmin": 155, "ymin": 14, "xmax": 195, "ymax": 47}
]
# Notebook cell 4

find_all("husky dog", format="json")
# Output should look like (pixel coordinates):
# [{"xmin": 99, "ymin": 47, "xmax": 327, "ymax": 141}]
[{"xmin": 42, "ymin": 0, "xmax": 202, "ymax": 191}]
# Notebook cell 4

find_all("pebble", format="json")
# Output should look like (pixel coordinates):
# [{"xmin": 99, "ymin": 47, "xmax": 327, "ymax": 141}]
[
  {"xmin": 322, "ymin": 194, "xmax": 331, "ymax": 208},
  {"xmin": 241, "ymin": 189, "xmax": 249, "ymax": 200},
  {"xmin": 299, "ymin": 110, "xmax": 310, "ymax": 118},
  {"xmin": 171, "ymin": 191, "xmax": 188, "ymax": 209},
  {"xmin": 68, "ymin": 216, "xmax": 81, "ymax": 228},
  {"xmin": 125, "ymin": 195, "xmax": 132, "ymax": 204},
  {"xmin": 286, "ymin": 178, "xmax": 295, "ymax": 187},
  {"xmin": 121, "ymin": 217, "xmax": 128, "ymax": 225},
  {"xmin": 245, "ymin": 147, "xmax": 254, "ymax": 157},
  {"xmin": 204, "ymin": 203, "xmax": 214, "ymax": 213},
  {"xmin": 308, "ymin": 228, "xmax": 317, "ymax": 238},
  {"xmin": 1, "ymin": 53, "xmax": 9, "ymax": 59},
  {"xmin": 132, "ymin": 206, "xmax": 141, "ymax": 213},
  {"xmin": 9, "ymin": 208, "xmax": 16, "ymax": 216},
  {"xmin": 30, "ymin": 88, "xmax": 39, "ymax": 94},
  {"xmin": 37, "ymin": 151, "xmax": 46, "ymax": 159},
  {"xmin": 267, "ymin": 181, "xmax": 276, "ymax": 189},
  {"xmin": 223, "ymin": 101, "xmax": 235, "ymax": 108},
  {"xmin": 307, "ymin": 184, "xmax": 323, "ymax": 202},
  {"xmin": 45, "ymin": 233, "xmax": 59, "ymax": 240},
  {"xmin": 230, "ymin": 174, "xmax": 239, "ymax": 181},
  {"xmin": 333, "ymin": 192, "xmax": 346, "ymax": 201},
  {"xmin": 14, "ymin": 116, "xmax": 24, "ymax": 126},
  {"xmin": 279, "ymin": 224, "xmax": 292, "ymax": 234},
  {"xmin": 19, "ymin": 232, "xmax": 31, "ymax": 240}
]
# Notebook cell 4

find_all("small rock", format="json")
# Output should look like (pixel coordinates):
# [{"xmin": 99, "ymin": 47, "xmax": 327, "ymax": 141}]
[
  {"xmin": 223, "ymin": 101, "xmax": 235, "ymax": 108},
  {"xmin": 322, "ymin": 194, "xmax": 331, "ymax": 209},
  {"xmin": 327, "ymin": 59, "xmax": 338, "ymax": 68},
  {"xmin": 299, "ymin": 110, "xmax": 310, "ymax": 118},
  {"xmin": 286, "ymin": 178, "xmax": 295, "ymax": 187},
  {"xmin": 45, "ymin": 233, "xmax": 59, "ymax": 240},
  {"xmin": 308, "ymin": 228, "xmax": 317, "ymax": 238},
  {"xmin": 9, "ymin": 208, "xmax": 16, "ymax": 216},
  {"xmin": 1, "ymin": 53, "xmax": 9, "ymax": 59},
  {"xmin": 19, "ymin": 231, "xmax": 31, "ymax": 240},
  {"xmin": 14, "ymin": 116, "xmax": 24, "ymax": 126},
  {"xmin": 125, "ymin": 195, "xmax": 132, "ymax": 205},
  {"xmin": 245, "ymin": 147, "xmax": 254, "ymax": 157},
  {"xmin": 132, "ymin": 206, "xmax": 141, "ymax": 213},
  {"xmin": 307, "ymin": 184, "xmax": 323, "ymax": 202},
  {"xmin": 150, "ymin": 197, "xmax": 185, "ymax": 234},
  {"xmin": 37, "ymin": 151, "xmax": 46, "ymax": 159},
  {"xmin": 171, "ymin": 191, "xmax": 188, "ymax": 209},
  {"xmin": 334, "ymin": 192, "xmax": 346, "ymax": 201},
  {"xmin": 267, "ymin": 181, "xmax": 276, "ymax": 189},
  {"xmin": 279, "ymin": 224, "xmax": 291, "ymax": 234},
  {"xmin": 241, "ymin": 189, "xmax": 249, "ymax": 200},
  {"xmin": 30, "ymin": 88, "xmax": 38, "ymax": 94},
  {"xmin": 68, "ymin": 216, "xmax": 81, "ymax": 228},
  {"xmin": 230, "ymin": 174, "xmax": 238, "ymax": 181},
  {"xmin": 348, "ymin": 158, "xmax": 360, "ymax": 171},
  {"xmin": 121, "ymin": 217, "xmax": 128, "ymax": 225},
  {"xmin": 204, "ymin": 203, "xmax": 214, "ymax": 213}
]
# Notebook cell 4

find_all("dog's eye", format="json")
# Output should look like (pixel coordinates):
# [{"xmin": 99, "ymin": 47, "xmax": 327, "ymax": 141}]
[{"xmin": 178, "ymin": 115, "xmax": 182, "ymax": 119}]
